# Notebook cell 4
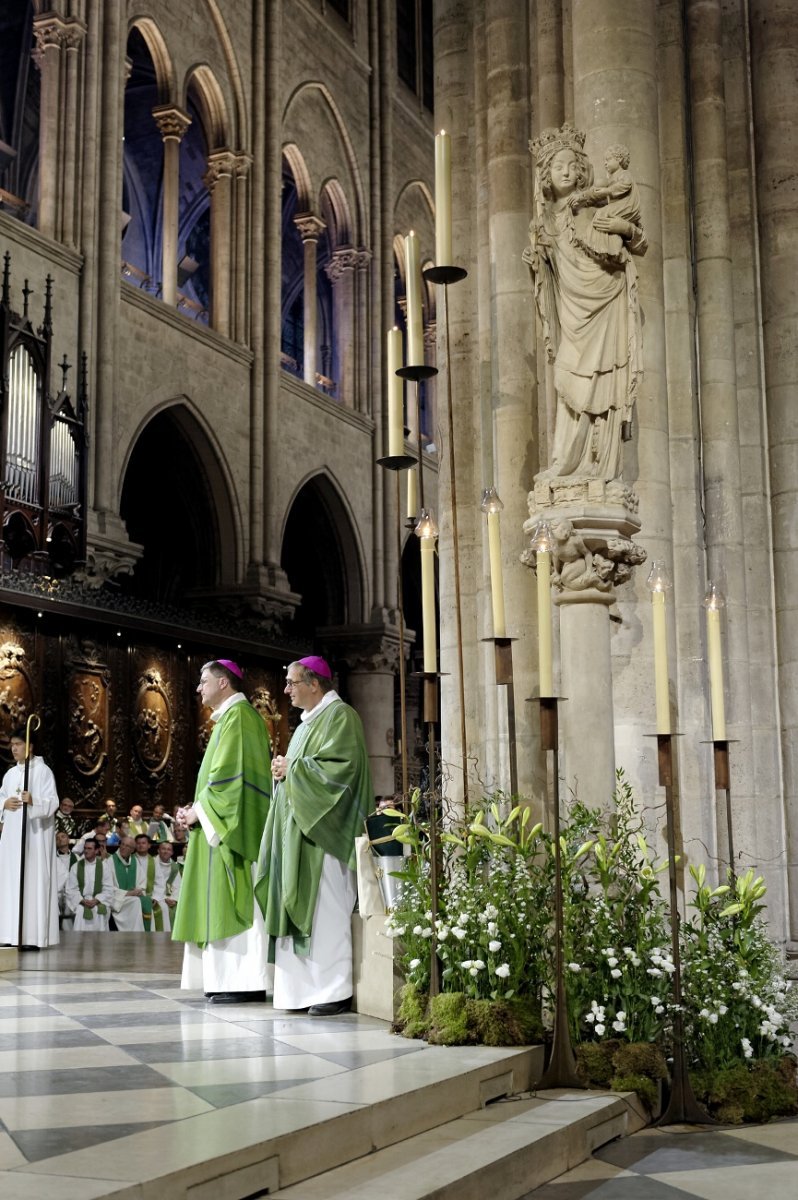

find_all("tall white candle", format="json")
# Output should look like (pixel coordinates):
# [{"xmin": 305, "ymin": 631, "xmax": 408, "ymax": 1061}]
[
  {"xmin": 652, "ymin": 589, "xmax": 670, "ymax": 734},
  {"xmin": 706, "ymin": 604, "xmax": 726, "ymax": 740},
  {"xmin": 404, "ymin": 231, "xmax": 424, "ymax": 367},
  {"xmin": 435, "ymin": 130, "xmax": 452, "ymax": 267},
  {"xmin": 537, "ymin": 548, "xmax": 553, "ymax": 695},
  {"xmin": 406, "ymin": 466, "xmax": 418, "ymax": 520},
  {"xmin": 420, "ymin": 535, "xmax": 437, "ymax": 672},
  {"xmin": 386, "ymin": 326, "xmax": 403, "ymax": 457},
  {"xmin": 487, "ymin": 510, "xmax": 506, "ymax": 638}
]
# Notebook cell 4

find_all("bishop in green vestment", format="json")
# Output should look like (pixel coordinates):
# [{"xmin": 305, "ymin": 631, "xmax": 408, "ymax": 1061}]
[
  {"xmin": 255, "ymin": 656, "xmax": 372, "ymax": 1015},
  {"xmin": 172, "ymin": 659, "xmax": 272, "ymax": 1003}
]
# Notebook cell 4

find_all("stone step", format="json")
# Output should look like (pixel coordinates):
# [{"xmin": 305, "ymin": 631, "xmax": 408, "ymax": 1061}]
[
  {"xmin": 270, "ymin": 1089, "xmax": 647, "ymax": 1200},
  {"xmin": 0, "ymin": 947, "xmax": 18, "ymax": 973}
]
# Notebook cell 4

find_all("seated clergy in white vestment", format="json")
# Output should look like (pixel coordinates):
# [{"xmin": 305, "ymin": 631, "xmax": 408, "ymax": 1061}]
[
  {"xmin": 66, "ymin": 838, "xmax": 111, "ymax": 932},
  {"xmin": 151, "ymin": 841, "xmax": 182, "ymax": 932},
  {"xmin": 106, "ymin": 835, "xmax": 145, "ymax": 931}
]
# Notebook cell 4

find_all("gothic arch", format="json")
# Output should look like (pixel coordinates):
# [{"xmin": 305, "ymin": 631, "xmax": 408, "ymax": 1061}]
[
  {"xmin": 119, "ymin": 399, "xmax": 242, "ymax": 595},
  {"xmin": 283, "ymin": 143, "xmax": 313, "ymax": 213},
  {"xmin": 127, "ymin": 16, "xmax": 174, "ymax": 104},
  {"xmin": 201, "ymin": 0, "xmax": 247, "ymax": 147},
  {"xmin": 183, "ymin": 63, "xmax": 229, "ymax": 149},
  {"xmin": 320, "ymin": 177, "xmax": 352, "ymax": 249},
  {"xmin": 283, "ymin": 81, "xmax": 366, "ymax": 245},
  {"xmin": 280, "ymin": 470, "xmax": 367, "ymax": 635}
]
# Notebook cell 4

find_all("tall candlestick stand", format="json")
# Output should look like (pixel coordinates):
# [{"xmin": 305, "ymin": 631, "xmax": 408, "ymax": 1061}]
[
  {"xmin": 396, "ymin": 368, "xmax": 436, "ymax": 519},
  {"xmin": 655, "ymin": 733, "xmax": 713, "ymax": 1125},
  {"xmin": 422, "ymin": 671, "xmax": 442, "ymax": 997},
  {"xmin": 711, "ymin": 739, "xmax": 735, "ymax": 879},
  {"xmin": 484, "ymin": 636, "xmax": 518, "ymax": 797},
  {"xmin": 377, "ymin": 449, "xmax": 416, "ymax": 800},
  {"xmin": 536, "ymin": 696, "xmax": 582, "ymax": 1089},
  {"xmin": 424, "ymin": 264, "xmax": 470, "ymax": 814}
]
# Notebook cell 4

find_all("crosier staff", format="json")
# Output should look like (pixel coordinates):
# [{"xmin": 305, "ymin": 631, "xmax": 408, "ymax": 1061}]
[{"xmin": 17, "ymin": 713, "xmax": 41, "ymax": 949}]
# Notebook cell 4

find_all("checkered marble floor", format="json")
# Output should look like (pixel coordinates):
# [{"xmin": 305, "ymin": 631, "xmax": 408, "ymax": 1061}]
[
  {"xmin": 0, "ymin": 966, "xmax": 425, "ymax": 1188},
  {"xmin": 523, "ymin": 1119, "xmax": 798, "ymax": 1199}
]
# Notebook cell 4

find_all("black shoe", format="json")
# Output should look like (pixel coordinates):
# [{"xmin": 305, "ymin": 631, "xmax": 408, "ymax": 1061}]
[
  {"xmin": 19, "ymin": 945, "xmax": 40, "ymax": 952},
  {"xmin": 208, "ymin": 991, "xmax": 267, "ymax": 1005},
  {"xmin": 308, "ymin": 996, "xmax": 352, "ymax": 1016}
]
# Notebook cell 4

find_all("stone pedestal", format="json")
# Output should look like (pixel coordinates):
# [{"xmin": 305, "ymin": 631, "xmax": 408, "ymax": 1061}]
[
  {"xmin": 352, "ymin": 913, "xmax": 402, "ymax": 1021},
  {"xmin": 77, "ymin": 509, "xmax": 144, "ymax": 588},
  {"xmin": 524, "ymin": 477, "xmax": 646, "ymax": 810}
]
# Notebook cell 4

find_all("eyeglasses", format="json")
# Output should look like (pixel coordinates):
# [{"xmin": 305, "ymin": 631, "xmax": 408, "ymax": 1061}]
[{"xmin": 285, "ymin": 679, "xmax": 303, "ymax": 690}]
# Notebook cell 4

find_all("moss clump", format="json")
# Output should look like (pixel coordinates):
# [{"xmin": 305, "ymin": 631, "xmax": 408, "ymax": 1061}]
[
  {"xmin": 575, "ymin": 1039, "xmax": 621, "ymax": 1088},
  {"xmin": 612, "ymin": 1072, "xmax": 659, "ymax": 1112},
  {"xmin": 468, "ymin": 996, "xmax": 542, "ymax": 1046},
  {"xmin": 428, "ymin": 992, "xmax": 472, "ymax": 1045},
  {"xmin": 613, "ymin": 1042, "xmax": 668, "ymax": 1082},
  {"xmin": 395, "ymin": 983, "xmax": 429, "ymax": 1039},
  {"xmin": 693, "ymin": 1057, "xmax": 798, "ymax": 1125}
]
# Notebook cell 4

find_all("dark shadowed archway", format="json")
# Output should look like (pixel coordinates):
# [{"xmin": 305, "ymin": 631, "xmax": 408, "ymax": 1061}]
[
  {"xmin": 119, "ymin": 405, "xmax": 238, "ymax": 604},
  {"xmin": 280, "ymin": 473, "xmax": 364, "ymax": 641}
]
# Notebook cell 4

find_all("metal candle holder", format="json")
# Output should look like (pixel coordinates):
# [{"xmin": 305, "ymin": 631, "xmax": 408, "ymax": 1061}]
[
  {"xmin": 654, "ymin": 733, "xmax": 713, "ymax": 1125},
  {"xmin": 422, "ymin": 262, "xmax": 470, "ymax": 813},
  {"xmin": 483, "ymin": 636, "xmax": 518, "ymax": 797},
  {"xmin": 536, "ymin": 695, "xmax": 582, "ymax": 1089}
]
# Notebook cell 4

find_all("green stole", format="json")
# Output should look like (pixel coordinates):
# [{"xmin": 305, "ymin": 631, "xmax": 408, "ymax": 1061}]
[
  {"xmin": 255, "ymin": 698, "xmax": 373, "ymax": 957},
  {"xmin": 139, "ymin": 855, "xmax": 159, "ymax": 932},
  {"xmin": 112, "ymin": 854, "xmax": 137, "ymax": 890},
  {"xmin": 76, "ymin": 859, "xmax": 107, "ymax": 919}
]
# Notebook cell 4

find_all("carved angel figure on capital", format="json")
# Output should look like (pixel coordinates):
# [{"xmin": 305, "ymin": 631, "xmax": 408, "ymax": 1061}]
[{"xmin": 523, "ymin": 123, "xmax": 647, "ymax": 482}]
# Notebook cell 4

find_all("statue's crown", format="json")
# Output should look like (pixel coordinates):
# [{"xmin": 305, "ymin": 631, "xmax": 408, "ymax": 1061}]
[{"xmin": 529, "ymin": 123, "xmax": 586, "ymax": 162}]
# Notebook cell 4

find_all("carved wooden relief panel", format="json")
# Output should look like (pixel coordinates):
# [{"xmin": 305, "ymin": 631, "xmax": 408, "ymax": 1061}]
[
  {"xmin": 0, "ymin": 633, "xmax": 35, "ymax": 758},
  {"xmin": 132, "ymin": 664, "xmax": 173, "ymax": 780}
]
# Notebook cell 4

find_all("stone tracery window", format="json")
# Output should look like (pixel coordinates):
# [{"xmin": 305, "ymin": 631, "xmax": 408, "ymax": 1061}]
[
  {"xmin": 0, "ymin": 1, "xmax": 39, "ymax": 225},
  {"xmin": 396, "ymin": 0, "xmax": 434, "ymax": 112}
]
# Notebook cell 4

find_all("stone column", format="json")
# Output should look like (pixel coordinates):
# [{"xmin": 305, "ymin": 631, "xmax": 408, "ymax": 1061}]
[
  {"xmin": 483, "ymin": 0, "xmax": 543, "ymax": 801},
  {"xmin": 233, "ymin": 153, "xmax": 251, "ymax": 343},
  {"xmin": 32, "ymin": 13, "xmax": 66, "ymax": 240},
  {"xmin": 536, "ymin": 0, "xmax": 565, "ymax": 129},
  {"xmin": 60, "ymin": 18, "xmax": 86, "ymax": 248},
  {"xmin": 325, "ymin": 628, "xmax": 403, "ymax": 796},
  {"xmin": 686, "ymin": 0, "xmax": 754, "ymax": 870},
  {"xmin": 749, "ymin": 0, "xmax": 798, "ymax": 939},
  {"xmin": 152, "ymin": 105, "xmax": 191, "ymax": 307},
  {"xmin": 571, "ymin": 0, "xmax": 671, "ymax": 802},
  {"xmin": 294, "ymin": 213, "xmax": 326, "ymax": 386},
  {"xmin": 355, "ymin": 249, "xmax": 372, "ymax": 414},
  {"xmin": 204, "ymin": 149, "xmax": 236, "ymax": 337},
  {"xmin": 326, "ymin": 247, "xmax": 359, "ymax": 405}
]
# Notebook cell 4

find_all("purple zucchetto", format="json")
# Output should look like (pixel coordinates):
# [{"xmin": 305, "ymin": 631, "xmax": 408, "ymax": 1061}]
[
  {"xmin": 216, "ymin": 658, "xmax": 243, "ymax": 678},
  {"xmin": 298, "ymin": 655, "xmax": 332, "ymax": 680}
]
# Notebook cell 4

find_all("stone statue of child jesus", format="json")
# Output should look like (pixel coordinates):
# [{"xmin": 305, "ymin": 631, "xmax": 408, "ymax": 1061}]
[{"xmin": 568, "ymin": 144, "xmax": 640, "ymax": 266}]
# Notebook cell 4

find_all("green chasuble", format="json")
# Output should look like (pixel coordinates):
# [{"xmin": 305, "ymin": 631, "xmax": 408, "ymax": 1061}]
[
  {"xmin": 171, "ymin": 698, "xmax": 271, "ymax": 949},
  {"xmin": 255, "ymin": 698, "xmax": 372, "ymax": 957}
]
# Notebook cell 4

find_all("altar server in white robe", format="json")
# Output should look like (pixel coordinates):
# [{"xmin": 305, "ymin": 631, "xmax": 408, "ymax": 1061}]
[
  {"xmin": 152, "ymin": 841, "xmax": 182, "ymax": 932},
  {"xmin": 66, "ymin": 838, "xmax": 111, "ymax": 932},
  {"xmin": 55, "ymin": 831, "xmax": 75, "ymax": 930},
  {"xmin": 106, "ymin": 835, "xmax": 146, "ymax": 931},
  {"xmin": 0, "ymin": 728, "xmax": 59, "ymax": 948}
]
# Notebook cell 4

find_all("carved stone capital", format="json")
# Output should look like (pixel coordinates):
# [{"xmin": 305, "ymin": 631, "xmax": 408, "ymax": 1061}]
[
  {"xmin": 356, "ymin": 248, "xmax": 372, "ymax": 271},
  {"xmin": 152, "ymin": 104, "xmax": 192, "ymax": 143},
  {"xmin": 203, "ymin": 149, "xmax": 237, "ymax": 193},
  {"xmin": 523, "ymin": 483, "xmax": 646, "ymax": 599},
  {"xmin": 32, "ymin": 14, "xmax": 85, "ymax": 59},
  {"xmin": 234, "ymin": 151, "xmax": 253, "ymax": 180},
  {"xmin": 294, "ymin": 213, "xmax": 326, "ymax": 243},
  {"xmin": 320, "ymin": 623, "xmax": 408, "ymax": 675},
  {"xmin": 423, "ymin": 321, "xmax": 437, "ymax": 349},
  {"xmin": 76, "ymin": 511, "xmax": 144, "ymax": 589},
  {"xmin": 324, "ymin": 247, "xmax": 360, "ymax": 284}
]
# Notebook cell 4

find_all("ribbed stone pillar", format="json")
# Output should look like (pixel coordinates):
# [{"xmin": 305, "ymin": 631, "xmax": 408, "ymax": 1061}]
[
  {"xmin": 233, "ymin": 154, "xmax": 251, "ymax": 343},
  {"xmin": 61, "ymin": 20, "xmax": 86, "ymax": 248},
  {"xmin": 483, "ymin": 0, "xmax": 542, "ymax": 801},
  {"xmin": 326, "ymin": 248, "xmax": 358, "ymax": 406},
  {"xmin": 153, "ymin": 106, "xmax": 191, "ymax": 307},
  {"xmin": 295, "ymin": 214, "xmax": 325, "ymax": 386},
  {"xmin": 32, "ymin": 14, "xmax": 64, "ymax": 240},
  {"xmin": 686, "ymin": 0, "xmax": 754, "ymax": 872},
  {"xmin": 572, "ymin": 0, "xmax": 671, "ymax": 798},
  {"xmin": 749, "ymin": 0, "xmax": 798, "ymax": 940},
  {"xmin": 205, "ymin": 150, "xmax": 235, "ymax": 337}
]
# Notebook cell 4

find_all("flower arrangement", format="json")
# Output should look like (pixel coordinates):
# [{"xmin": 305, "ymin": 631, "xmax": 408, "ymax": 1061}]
[{"xmin": 384, "ymin": 774, "xmax": 797, "ymax": 1122}]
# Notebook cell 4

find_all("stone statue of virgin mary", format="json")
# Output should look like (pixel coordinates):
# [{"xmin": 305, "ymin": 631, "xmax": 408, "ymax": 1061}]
[{"xmin": 523, "ymin": 124, "xmax": 647, "ymax": 482}]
